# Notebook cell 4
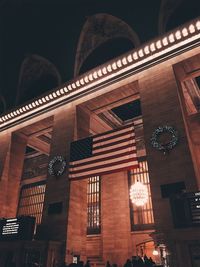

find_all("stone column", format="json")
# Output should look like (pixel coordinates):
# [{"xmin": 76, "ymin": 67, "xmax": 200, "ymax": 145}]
[
  {"xmin": 101, "ymin": 171, "xmax": 132, "ymax": 266},
  {"xmin": 0, "ymin": 132, "xmax": 27, "ymax": 217},
  {"xmin": 139, "ymin": 62, "xmax": 197, "ymax": 229},
  {"xmin": 139, "ymin": 61, "xmax": 198, "ymax": 267},
  {"xmin": 41, "ymin": 106, "xmax": 76, "ymax": 242},
  {"xmin": 66, "ymin": 106, "xmax": 90, "ymax": 263},
  {"xmin": 0, "ymin": 132, "xmax": 11, "ymax": 217}
]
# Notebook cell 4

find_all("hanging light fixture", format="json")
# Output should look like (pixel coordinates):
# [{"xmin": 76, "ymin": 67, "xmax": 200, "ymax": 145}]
[
  {"xmin": 130, "ymin": 181, "xmax": 148, "ymax": 206},
  {"xmin": 152, "ymin": 249, "xmax": 159, "ymax": 256}
]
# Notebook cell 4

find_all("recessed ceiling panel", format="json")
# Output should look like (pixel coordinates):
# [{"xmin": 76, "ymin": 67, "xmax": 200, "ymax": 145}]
[{"xmin": 111, "ymin": 99, "xmax": 142, "ymax": 122}]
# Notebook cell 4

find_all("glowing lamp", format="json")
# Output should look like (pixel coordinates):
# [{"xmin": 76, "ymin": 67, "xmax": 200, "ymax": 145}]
[
  {"xmin": 130, "ymin": 181, "xmax": 148, "ymax": 206},
  {"xmin": 153, "ymin": 249, "xmax": 159, "ymax": 256}
]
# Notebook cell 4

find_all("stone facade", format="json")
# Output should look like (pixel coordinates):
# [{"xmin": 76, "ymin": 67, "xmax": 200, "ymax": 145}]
[{"xmin": 0, "ymin": 22, "xmax": 199, "ymax": 267}]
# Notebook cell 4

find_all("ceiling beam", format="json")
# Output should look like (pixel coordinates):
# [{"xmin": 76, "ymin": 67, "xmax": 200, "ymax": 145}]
[{"xmin": 28, "ymin": 136, "xmax": 50, "ymax": 155}]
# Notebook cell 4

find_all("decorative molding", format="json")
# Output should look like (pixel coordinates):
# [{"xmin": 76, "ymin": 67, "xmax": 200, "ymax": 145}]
[{"xmin": 0, "ymin": 19, "xmax": 199, "ymax": 131}]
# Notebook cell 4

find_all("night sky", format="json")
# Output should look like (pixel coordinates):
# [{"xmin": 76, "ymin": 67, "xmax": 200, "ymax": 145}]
[{"xmin": 0, "ymin": 0, "xmax": 199, "ymax": 112}]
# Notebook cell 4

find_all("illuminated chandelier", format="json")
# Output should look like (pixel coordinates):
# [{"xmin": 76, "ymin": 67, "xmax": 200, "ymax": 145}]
[{"xmin": 130, "ymin": 181, "xmax": 148, "ymax": 206}]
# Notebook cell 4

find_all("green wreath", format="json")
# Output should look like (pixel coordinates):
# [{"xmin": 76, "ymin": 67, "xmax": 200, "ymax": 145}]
[
  {"xmin": 48, "ymin": 156, "xmax": 66, "ymax": 176},
  {"xmin": 150, "ymin": 125, "xmax": 178, "ymax": 153}
]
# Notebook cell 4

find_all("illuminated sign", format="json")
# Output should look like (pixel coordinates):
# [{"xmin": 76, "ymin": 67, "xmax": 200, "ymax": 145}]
[
  {"xmin": 186, "ymin": 192, "xmax": 200, "ymax": 225},
  {"xmin": 0, "ymin": 216, "xmax": 35, "ymax": 241}
]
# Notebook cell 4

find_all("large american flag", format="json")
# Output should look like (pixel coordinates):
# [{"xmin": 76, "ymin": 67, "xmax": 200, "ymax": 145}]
[{"xmin": 69, "ymin": 124, "xmax": 138, "ymax": 179}]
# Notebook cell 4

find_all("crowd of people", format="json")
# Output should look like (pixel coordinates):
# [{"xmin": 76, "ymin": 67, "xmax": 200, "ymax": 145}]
[
  {"xmin": 60, "ymin": 255, "xmax": 157, "ymax": 267},
  {"xmin": 105, "ymin": 255, "xmax": 156, "ymax": 267},
  {"xmin": 122, "ymin": 255, "xmax": 156, "ymax": 267}
]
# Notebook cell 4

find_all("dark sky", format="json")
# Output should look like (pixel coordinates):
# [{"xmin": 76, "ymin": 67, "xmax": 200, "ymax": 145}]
[{"xmin": 0, "ymin": 0, "xmax": 199, "ymax": 112}]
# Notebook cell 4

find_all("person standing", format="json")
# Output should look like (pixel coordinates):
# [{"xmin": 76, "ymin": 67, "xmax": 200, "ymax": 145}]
[{"xmin": 106, "ymin": 261, "xmax": 111, "ymax": 267}]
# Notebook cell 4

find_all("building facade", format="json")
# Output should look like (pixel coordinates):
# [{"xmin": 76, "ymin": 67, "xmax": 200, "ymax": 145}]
[{"xmin": 0, "ymin": 15, "xmax": 200, "ymax": 267}]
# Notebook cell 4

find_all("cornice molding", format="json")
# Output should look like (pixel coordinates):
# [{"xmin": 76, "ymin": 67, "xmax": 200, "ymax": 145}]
[{"xmin": 0, "ymin": 18, "xmax": 199, "ymax": 131}]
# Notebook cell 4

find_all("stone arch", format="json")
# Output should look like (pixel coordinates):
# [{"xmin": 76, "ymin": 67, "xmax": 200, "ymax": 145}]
[
  {"xmin": 74, "ymin": 13, "xmax": 140, "ymax": 76},
  {"xmin": 16, "ymin": 54, "xmax": 61, "ymax": 105}
]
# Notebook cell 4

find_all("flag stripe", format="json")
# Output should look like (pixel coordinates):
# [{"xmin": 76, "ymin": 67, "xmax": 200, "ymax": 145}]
[
  {"xmin": 69, "ymin": 160, "xmax": 138, "ymax": 178},
  {"xmin": 93, "ymin": 124, "xmax": 134, "ymax": 140},
  {"xmin": 69, "ymin": 123, "xmax": 138, "ymax": 179},
  {"xmin": 69, "ymin": 151, "xmax": 137, "ymax": 170},
  {"xmin": 93, "ymin": 132, "xmax": 135, "ymax": 148},
  {"xmin": 93, "ymin": 129, "xmax": 134, "ymax": 144},
  {"xmin": 93, "ymin": 137, "xmax": 135, "ymax": 152},
  {"xmin": 70, "ymin": 144, "xmax": 136, "ymax": 167},
  {"xmin": 69, "ymin": 156, "xmax": 137, "ymax": 174},
  {"xmin": 69, "ymin": 165, "xmax": 138, "ymax": 180},
  {"xmin": 92, "ymin": 143, "xmax": 135, "ymax": 157},
  {"xmin": 70, "ymin": 145, "xmax": 136, "ymax": 166}
]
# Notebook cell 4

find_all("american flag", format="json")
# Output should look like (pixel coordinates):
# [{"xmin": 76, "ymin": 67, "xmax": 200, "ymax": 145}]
[{"xmin": 69, "ymin": 124, "xmax": 138, "ymax": 179}]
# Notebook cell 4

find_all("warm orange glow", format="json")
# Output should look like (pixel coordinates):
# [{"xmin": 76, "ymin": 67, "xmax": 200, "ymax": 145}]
[
  {"xmin": 189, "ymin": 24, "xmax": 195, "ymax": 33},
  {"xmin": 84, "ymin": 76, "xmax": 89, "ymax": 83},
  {"xmin": 169, "ymin": 33, "xmax": 175, "ymax": 43},
  {"xmin": 144, "ymin": 46, "xmax": 150, "ymax": 54},
  {"xmin": 127, "ymin": 55, "xmax": 133, "ymax": 63},
  {"xmin": 130, "ymin": 181, "xmax": 148, "ymax": 207},
  {"xmin": 153, "ymin": 249, "xmax": 159, "ymax": 256},
  {"xmin": 133, "ymin": 52, "xmax": 138, "ymax": 60},
  {"xmin": 112, "ymin": 62, "xmax": 117, "ymax": 70},
  {"xmin": 175, "ymin": 30, "xmax": 181, "ymax": 40},
  {"xmin": 156, "ymin": 40, "xmax": 162, "ymax": 49},
  {"xmin": 139, "ymin": 49, "xmax": 144, "ymax": 57},
  {"xmin": 76, "ymin": 81, "xmax": 80, "ymax": 87},
  {"xmin": 197, "ymin": 21, "xmax": 200, "ymax": 30},
  {"xmin": 117, "ymin": 60, "xmax": 122, "ymax": 67},
  {"xmin": 162, "ymin": 37, "xmax": 168, "ymax": 46},
  {"xmin": 150, "ymin": 43, "xmax": 156, "ymax": 52}
]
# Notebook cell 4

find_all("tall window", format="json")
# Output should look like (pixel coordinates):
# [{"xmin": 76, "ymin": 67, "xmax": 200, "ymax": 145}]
[
  {"xmin": 87, "ymin": 176, "xmax": 101, "ymax": 235},
  {"xmin": 181, "ymin": 77, "xmax": 200, "ymax": 115},
  {"xmin": 129, "ymin": 158, "xmax": 154, "ymax": 230},
  {"xmin": 18, "ymin": 181, "xmax": 46, "ymax": 225}
]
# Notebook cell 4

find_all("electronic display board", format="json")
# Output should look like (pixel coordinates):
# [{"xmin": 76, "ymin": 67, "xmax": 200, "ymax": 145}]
[
  {"xmin": 170, "ymin": 191, "xmax": 200, "ymax": 228},
  {"xmin": 186, "ymin": 191, "xmax": 200, "ymax": 225},
  {"xmin": 0, "ymin": 216, "xmax": 35, "ymax": 241}
]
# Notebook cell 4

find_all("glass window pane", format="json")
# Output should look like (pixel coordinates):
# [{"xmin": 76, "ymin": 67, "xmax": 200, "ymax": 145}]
[
  {"xmin": 129, "ymin": 159, "xmax": 154, "ymax": 230},
  {"xmin": 87, "ymin": 176, "xmax": 101, "ymax": 234},
  {"xmin": 17, "ymin": 181, "xmax": 46, "ymax": 225}
]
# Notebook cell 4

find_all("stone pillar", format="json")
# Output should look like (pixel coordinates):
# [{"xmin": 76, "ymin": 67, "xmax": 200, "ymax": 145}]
[
  {"xmin": 101, "ymin": 171, "xmax": 132, "ymax": 266},
  {"xmin": 0, "ymin": 132, "xmax": 27, "ymax": 217},
  {"xmin": 0, "ymin": 132, "xmax": 11, "ymax": 217},
  {"xmin": 41, "ymin": 106, "xmax": 76, "ymax": 242},
  {"xmin": 66, "ymin": 106, "xmax": 90, "ymax": 263},
  {"xmin": 173, "ymin": 53, "xmax": 200, "ymax": 188},
  {"xmin": 139, "ymin": 61, "xmax": 198, "ymax": 267},
  {"xmin": 139, "ymin": 63, "xmax": 197, "ymax": 230}
]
